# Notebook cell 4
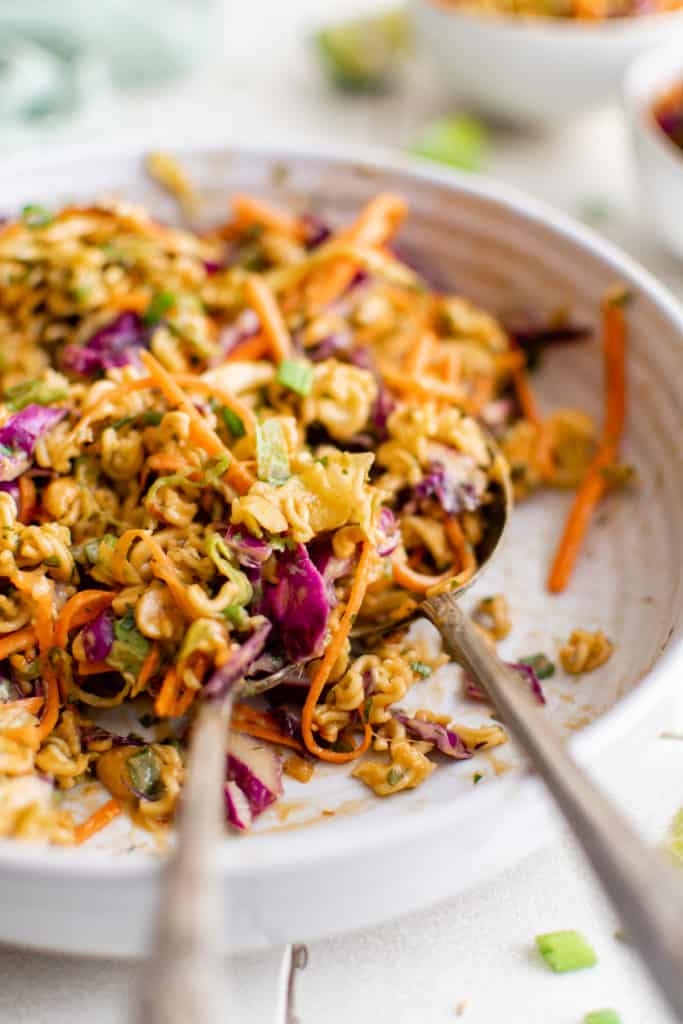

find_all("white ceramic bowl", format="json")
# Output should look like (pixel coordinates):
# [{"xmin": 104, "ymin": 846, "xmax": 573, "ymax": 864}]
[
  {"xmin": 1, "ymin": 142, "xmax": 683, "ymax": 958},
  {"xmin": 413, "ymin": 0, "xmax": 683, "ymax": 124},
  {"xmin": 624, "ymin": 46, "xmax": 683, "ymax": 260}
]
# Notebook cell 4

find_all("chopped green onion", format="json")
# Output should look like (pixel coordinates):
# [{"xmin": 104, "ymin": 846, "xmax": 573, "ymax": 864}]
[
  {"xmin": 221, "ymin": 406, "xmax": 245, "ymax": 438},
  {"xmin": 410, "ymin": 660, "xmax": 432, "ymax": 678},
  {"xmin": 21, "ymin": 204, "xmax": 53, "ymax": 228},
  {"xmin": 126, "ymin": 747, "xmax": 164, "ymax": 801},
  {"xmin": 315, "ymin": 10, "xmax": 410, "ymax": 93},
  {"xmin": 276, "ymin": 358, "xmax": 314, "ymax": 397},
  {"xmin": 142, "ymin": 410, "xmax": 163, "ymax": 426},
  {"xmin": 363, "ymin": 696, "xmax": 374, "ymax": 723},
  {"xmin": 387, "ymin": 766, "xmax": 405, "ymax": 786},
  {"xmin": 108, "ymin": 608, "xmax": 150, "ymax": 678},
  {"xmin": 535, "ymin": 931, "xmax": 597, "ymax": 973},
  {"xmin": 409, "ymin": 115, "xmax": 488, "ymax": 173},
  {"xmin": 256, "ymin": 419, "xmax": 290, "ymax": 486},
  {"xmin": 584, "ymin": 1011, "xmax": 621, "ymax": 1024},
  {"xmin": 143, "ymin": 290, "xmax": 176, "ymax": 326},
  {"xmin": 4, "ymin": 379, "xmax": 69, "ymax": 412},
  {"xmin": 519, "ymin": 653, "xmax": 555, "ymax": 680},
  {"xmin": 111, "ymin": 415, "xmax": 136, "ymax": 430}
]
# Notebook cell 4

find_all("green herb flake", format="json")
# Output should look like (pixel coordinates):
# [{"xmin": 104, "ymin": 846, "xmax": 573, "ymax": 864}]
[
  {"xmin": 256, "ymin": 419, "xmax": 290, "ymax": 486},
  {"xmin": 331, "ymin": 737, "xmax": 354, "ymax": 754},
  {"xmin": 111, "ymin": 415, "xmax": 135, "ymax": 430},
  {"xmin": 584, "ymin": 1012, "xmax": 621, "ymax": 1024},
  {"xmin": 221, "ymin": 406, "xmax": 245, "ymax": 439},
  {"xmin": 276, "ymin": 358, "xmax": 314, "ymax": 397},
  {"xmin": 410, "ymin": 115, "xmax": 488, "ymax": 173},
  {"xmin": 535, "ymin": 930, "xmax": 597, "ymax": 973},
  {"xmin": 143, "ymin": 291, "xmax": 176, "ymax": 326},
  {"xmin": 126, "ymin": 747, "xmax": 164, "ymax": 801},
  {"xmin": 4, "ymin": 379, "xmax": 68, "ymax": 412},
  {"xmin": 21, "ymin": 204, "xmax": 53, "ymax": 228},
  {"xmin": 473, "ymin": 772, "xmax": 483, "ymax": 784},
  {"xmin": 519, "ymin": 653, "xmax": 555, "ymax": 680},
  {"xmin": 410, "ymin": 660, "xmax": 432, "ymax": 678},
  {"xmin": 142, "ymin": 410, "xmax": 163, "ymax": 426},
  {"xmin": 107, "ymin": 608, "xmax": 150, "ymax": 677},
  {"xmin": 363, "ymin": 696, "xmax": 374, "ymax": 723},
  {"xmin": 387, "ymin": 766, "xmax": 405, "ymax": 786}
]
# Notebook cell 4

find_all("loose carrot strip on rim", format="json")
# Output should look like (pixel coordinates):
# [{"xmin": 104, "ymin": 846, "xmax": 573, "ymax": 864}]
[
  {"xmin": 547, "ymin": 297, "xmax": 627, "ymax": 593},
  {"xmin": 301, "ymin": 541, "xmax": 373, "ymax": 763},
  {"xmin": 74, "ymin": 798, "xmax": 122, "ymax": 845},
  {"xmin": 139, "ymin": 352, "xmax": 254, "ymax": 494},
  {"xmin": 54, "ymin": 591, "xmax": 116, "ymax": 650},
  {"xmin": 243, "ymin": 275, "xmax": 292, "ymax": 363},
  {"xmin": 0, "ymin": 626, "xmax": 37, "ymax": 661},
  {"xmin": 231, "ymin": 194, "xmax": 306, "ymax": 241},
  {"xmin": 17, "ymin": 476, "xmax": 36, "ymax": 524},
  {"xmin": 224, "ymin": 332, "xmax": 269, "ymax": 363}
]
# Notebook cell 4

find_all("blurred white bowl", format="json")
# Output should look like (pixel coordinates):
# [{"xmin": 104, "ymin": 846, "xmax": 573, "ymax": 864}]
[
  {"xmin": 624, "ymin": 46, "xmax": 683, "ymax": 260},
  {"xmin": 413, "ymin": 0, "xmax": 683, "ymax": 124}
]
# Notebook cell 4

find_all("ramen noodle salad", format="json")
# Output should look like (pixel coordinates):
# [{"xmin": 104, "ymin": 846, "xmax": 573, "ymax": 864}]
[{"xmin": 0, "ymin": 160, "xmax": 627, "ymax": 844}]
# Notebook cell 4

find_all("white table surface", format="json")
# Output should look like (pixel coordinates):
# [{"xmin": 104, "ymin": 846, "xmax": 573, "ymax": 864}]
[{"xmin": 2, "ymin": 2, "xmax": 683, "ymax": 1021}]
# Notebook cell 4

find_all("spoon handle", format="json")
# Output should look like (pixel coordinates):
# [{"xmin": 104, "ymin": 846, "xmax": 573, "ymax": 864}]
[
  {"xmin": 423, "ymin": 592, "xmax": 683, "ymax": 1019},
  {"xmin": 136, "ymin": 699, "xmax": 231, "ymax": 1024}
]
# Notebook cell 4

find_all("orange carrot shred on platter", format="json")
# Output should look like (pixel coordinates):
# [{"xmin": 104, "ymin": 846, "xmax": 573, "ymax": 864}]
[
  {"xmin": 547, "ymin": 294, "xmax": 627, "ymax": 594},
  {"xmin": 74, "ymin": 798, "xmax": 122, "ymax": 845}
]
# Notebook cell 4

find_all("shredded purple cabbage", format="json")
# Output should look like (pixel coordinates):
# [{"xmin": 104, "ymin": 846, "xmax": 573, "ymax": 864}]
[
  {"xmin": 227, "ymin": 755, "xmax": 278, "ymax": 817},
  {"xmin": 0, "ymin": 405, "xmax": 66, "ymax": 481},
  {"xmin": 301, "ymin": 213, "xmax": 332, "ymax": 250},
  {"xmin": 261, "ymin": 544, "xmax": 329, "ymax": 662},
  {"xmin": 79, "ymin": 723, "xmax": 144, "ymax": 748},
  {"xmin": 203, "ymin": 620, "xmax": 272, "ymax": 700},
  {"xmin": 268, "ymin": 704, "xmax": 303, "ymax": 744},
  {"xmin": 224, "ymin": 525, "xmax": 272, "ymax": 570},
  {"xmin": 466, "ymin": 661, "xmax": 546, "ymax": 705},
  {"xmin": 377, "ymin": 508, "xmax": 400, "ymax": 557},
  {"xmin": 224, "ymin": 780, "xmax": 252, "ymax": 830},
  {"xmin": 413, "ymin": 460, "xmax": 483, "ymax": 516},
  {"xmin": 82, "ymin": 609, "xmax": 114, "ymax": 662},
  {"xmin": 62, "ymin": 312, "xmax": 148, "ymax": 376},
  {"xmin": 395, "ymin": 713, "xmax": 472, "ymax": 759}
]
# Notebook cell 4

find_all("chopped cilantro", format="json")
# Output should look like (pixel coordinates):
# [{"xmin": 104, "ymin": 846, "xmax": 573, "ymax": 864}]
[{"xmin": 473, "ymin": 772, "xmax": 483, "ymax": 784}]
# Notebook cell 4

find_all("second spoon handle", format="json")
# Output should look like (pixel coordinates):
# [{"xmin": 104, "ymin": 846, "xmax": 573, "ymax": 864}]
[{"xmin": 423, "ymin": 592, "xmax": 683, "ymax": 1020}]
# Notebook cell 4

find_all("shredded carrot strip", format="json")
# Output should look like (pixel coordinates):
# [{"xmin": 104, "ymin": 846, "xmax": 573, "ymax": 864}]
[
  {"xmin": 232, "ymin": 716, "xmax": 305, "ymax": 753},
  {"xmin": 105, "ymin": 291, "xmax": 150, "ymax": 313},
  {"xmin": 17, "ymin": 476, "xmax": 36, "ymax": 524},
  {"xmin": 548, "ymin": 298, "xmax": 626, "ymax": 593},
  {"xmin": 231, "ymin": 194, "xmax": 306, "ymax": 241},
  {"xmin": 174, "ymin": 374, "xmax": 257, "ymax": 434},
  {"xmin": 69, "ymin": 378, "xmax": 154, "ymax": 440},
  {"xmin": 301, "ymin": 541, "xmax": 373, "ymax": 763},
  {"xmin": 2, "ymin": 696, "xmax": 44, "ymax": 715},
  {"xmin": 244, "ymin": 275, "xmax": 292, "ymax": 363},
  {"xmin": 304, "ymin": 193, "xmax": 407, "ymax": 311},
  {"xmin": 74, "ymin": 798, "xmax": 122, "ymax": 845},
  {"xmin": 381, "ymin": 367, "xmax": 466, "ymax": 405},
  {"xmin": 135, "ymin": 644, "xmax": 160, "ymax": 696},
  {"xmin": 392, "ymin": 518, "xmax": 475, "ymax": 594},
  {"xmin": 402, "ymin": 331, "xmax": 435, "ymax": 375},
  {"xmin": 54, "ymin": 591, "xmax": 116, "ymax": 650},
  {"xmin": 139, "ymin": 352, "xmax": 254, "ymax": 494},
  {"xmin": 224, "ymin": 332, "xmax": 269, "ymax": 363},
  {"xmin": 154, "ymin": 666, "xmax": 179, "ymax": 717},
  {"xmin": 512, "ymin": 360, "xmax": 541, "ymax": 425},
  {"xmin": 0, "ymin": 626, "xmax": 37, "ymax": 661},
  {"xmin": 467, "ymin": 375, "xmax": 494, "ymax": 416},
  {"xmin": 114, "ymin": 529, "xmax": 196, "ymax": 618}
]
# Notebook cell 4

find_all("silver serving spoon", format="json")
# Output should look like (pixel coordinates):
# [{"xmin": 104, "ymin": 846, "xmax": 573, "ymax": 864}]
[{"xmin": 138, "ymin": 438, "xmax": 683, "ymax": 1022}]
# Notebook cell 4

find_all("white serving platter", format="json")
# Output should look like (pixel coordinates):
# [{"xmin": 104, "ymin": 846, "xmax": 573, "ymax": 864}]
[{"xmin": 0, "ymin": 142, "xmax": 681, "ymax": 957}]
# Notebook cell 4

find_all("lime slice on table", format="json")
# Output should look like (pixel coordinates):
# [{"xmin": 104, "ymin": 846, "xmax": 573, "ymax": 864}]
[{"xmin": 315, "ymin": 10, "xmax": 410, "ymax": 93}]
